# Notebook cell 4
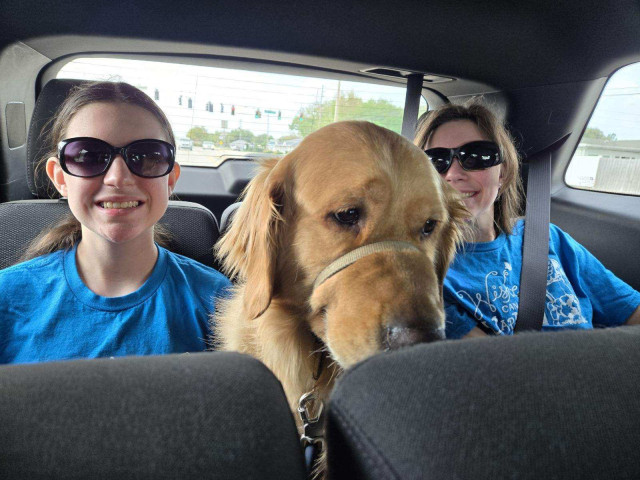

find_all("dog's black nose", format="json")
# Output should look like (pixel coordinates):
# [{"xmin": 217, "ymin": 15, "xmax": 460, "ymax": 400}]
[{"xmin": 383, "ymin": 325, "xmax": 445, "ymax": 350}]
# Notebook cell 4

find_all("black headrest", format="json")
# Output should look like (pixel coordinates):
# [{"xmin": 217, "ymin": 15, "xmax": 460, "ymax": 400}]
[
  {"xmin": 326, "ymin": 327, "xmax": 640, "ymax": 479},
  {"xmin": 0, "ymin": 199, "xmax": 220, "ymax": 269},
  {"xmin": 0, "ymin": 352, "xmax": 307, "ymax": 479},
  {"xmin": 220, "ymin": 201, "xmax": 242, "ymax": 233},
  {"xmin": 27, "ymin": 79, "xmax": 84, "ymax": 198}
]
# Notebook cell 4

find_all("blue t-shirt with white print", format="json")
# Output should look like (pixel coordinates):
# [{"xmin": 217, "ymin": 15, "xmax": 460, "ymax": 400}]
[
  {"xmin": 0, "ymin": 244, "xmax": 231, "ymax": 364},
  {"xmin": 444, "ymin": 220, "xmax": 640, "ymax": 339}
]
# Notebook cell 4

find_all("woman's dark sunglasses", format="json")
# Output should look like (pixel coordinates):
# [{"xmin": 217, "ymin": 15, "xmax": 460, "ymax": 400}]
[
  {"xmin": 57, "ymin": 137, "xmax": 176, "ymax": 178},
  {"xmin": 424, "ymin": 141, "xmax": 502, "ymax": 174}
]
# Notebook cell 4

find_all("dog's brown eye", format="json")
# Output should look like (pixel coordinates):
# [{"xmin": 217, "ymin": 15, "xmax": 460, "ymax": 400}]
[
  {"xmin": 422, "ymin": 219, "xmax": 438, "ymax": 236},
  {"xmin": 334, "ymin": 208, "xmax": 360, "ymax": 226}
]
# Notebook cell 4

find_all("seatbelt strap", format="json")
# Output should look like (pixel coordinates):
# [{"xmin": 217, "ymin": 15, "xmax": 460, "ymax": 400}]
[
  {"xmin": 401, "ymin": 74, "xmax": 424, "ymax": 140},
  {"xmin": 515, "ymin": 134, "xmax": 570, "ymax": 332}
]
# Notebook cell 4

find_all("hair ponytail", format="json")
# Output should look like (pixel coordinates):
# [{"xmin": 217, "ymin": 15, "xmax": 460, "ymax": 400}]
[{"xmin": 19, "ymin": 214, "xmax": 81, "ymax": 262}]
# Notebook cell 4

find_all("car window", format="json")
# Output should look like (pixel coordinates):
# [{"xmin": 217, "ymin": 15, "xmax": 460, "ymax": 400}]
[
  {"xmin": 565, "ymin": 61, "xmax": 640, "ymax": 196},
  {"xmin": 57, "ymin": 58, "xmax": 428, "ymax": 167}
]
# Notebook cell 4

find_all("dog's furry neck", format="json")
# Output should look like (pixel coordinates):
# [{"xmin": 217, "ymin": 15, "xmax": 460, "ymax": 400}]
[{"xmin": 216, "ymin": 290, "xmax": 340, "ymax": 427}]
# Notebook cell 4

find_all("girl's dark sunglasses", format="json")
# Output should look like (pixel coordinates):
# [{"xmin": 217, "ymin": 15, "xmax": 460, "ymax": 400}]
[
  {"xmin": 57, "ymin": 137, "xmax": 176, "ymax": 178},
  {"xmin": 424, "ymin": 141, "xmax": 502, "ymax": 174}
]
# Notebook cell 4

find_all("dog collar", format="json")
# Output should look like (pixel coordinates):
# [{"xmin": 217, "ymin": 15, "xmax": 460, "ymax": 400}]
[{"xmin": 312, "ymin": 241, "xmax": 421, "ymax": 291}]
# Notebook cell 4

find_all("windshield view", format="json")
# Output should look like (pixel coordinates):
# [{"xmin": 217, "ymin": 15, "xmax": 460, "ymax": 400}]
[{"xmin": 58, "ymin": 58, "xmax": 427, "ymax": 167}]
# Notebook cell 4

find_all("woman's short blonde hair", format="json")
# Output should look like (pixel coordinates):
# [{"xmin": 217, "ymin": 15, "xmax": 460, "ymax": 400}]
[{"xmin": 414, "ymin": 101, "xmax": 524, "ymax": 236}]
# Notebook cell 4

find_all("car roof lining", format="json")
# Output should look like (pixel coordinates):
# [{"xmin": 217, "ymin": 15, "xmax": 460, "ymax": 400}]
[
  {"xmin": 31, "ymin": 37, "xmax": 498, "ymax": 99},
  {"xmin": 4, "ymin": 0, "xmax": 640, "ymax": 91}
]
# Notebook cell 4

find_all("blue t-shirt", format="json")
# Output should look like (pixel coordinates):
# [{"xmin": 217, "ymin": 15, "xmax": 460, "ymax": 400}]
[
  {"xmin": 444, "ymin": 220, "xmax": 640, "ymax": 339},
  {"xmin": 0, "ymin": 244, "xmax": 231, "ymax": 364}
]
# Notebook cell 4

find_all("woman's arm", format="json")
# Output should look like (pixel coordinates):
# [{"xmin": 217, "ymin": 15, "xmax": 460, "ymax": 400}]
[{"xmin": 625, "ymin": 305, "xmax": 640, "ymax": 325}]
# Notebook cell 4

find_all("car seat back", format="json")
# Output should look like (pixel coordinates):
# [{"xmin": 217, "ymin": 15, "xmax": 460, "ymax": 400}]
[{"xmin": 0, "ymin": 352, "xmax": 307, "ymax": 479}]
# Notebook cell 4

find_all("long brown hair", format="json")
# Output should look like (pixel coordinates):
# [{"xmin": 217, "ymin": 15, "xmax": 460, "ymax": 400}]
[
  {"xmin": 414, "ymin": 100, "xmax": 524, "ymax": 236},
  {"xmin": 21, "ymin": 81, "xmax": 175, "ymax": 262}
]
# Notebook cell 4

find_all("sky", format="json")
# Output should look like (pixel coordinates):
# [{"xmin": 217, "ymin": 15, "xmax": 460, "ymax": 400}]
[{"xmin": 586, "ymin": 62, "xmax": 640, "ymax": 141}]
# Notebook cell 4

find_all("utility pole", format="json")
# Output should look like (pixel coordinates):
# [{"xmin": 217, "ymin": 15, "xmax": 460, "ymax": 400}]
[
  {"xmin": 265, "ymin": 110, "xmax": 276, "ymax": 150},
  {"xmin": 333, "ymin": 81, "xmax": 341, "ymax": 122},
  {"xmin": 319, "ymin": 85, "xmax": 324, "ymax": 126}
]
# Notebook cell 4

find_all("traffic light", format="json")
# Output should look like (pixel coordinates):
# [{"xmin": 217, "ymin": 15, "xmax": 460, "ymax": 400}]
[
  {"xmin": 231, "ymin": 105, "xmax": 235, "ymax": 116},
  {"xmin": 298, "ymin": 112, "xmax": 303, "ymax": 121},
  {"xmin": 220, "ymin": 103, "xmax": 224, "ymax": 113},
  {"xmin": 277, "ymin": 110, "xmax": 281, "ymax": 120},
  {"xmin": 255, "ymin": 108, "xmax": 262, "ymax": 119}
]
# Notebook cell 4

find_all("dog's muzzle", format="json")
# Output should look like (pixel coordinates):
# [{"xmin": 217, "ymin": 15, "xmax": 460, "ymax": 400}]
[{"xmin": 312, "ymin": 241, "xmax": 422, "ymax": 291}]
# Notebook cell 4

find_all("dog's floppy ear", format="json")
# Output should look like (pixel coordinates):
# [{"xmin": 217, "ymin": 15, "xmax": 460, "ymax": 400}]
[
  {"xmin": 435, "ymin": 180, "xmax": 470, "ymax": 288},
  {"xmin": 216, "ymin": 157, "xmax": 288, "ymax": 319}
]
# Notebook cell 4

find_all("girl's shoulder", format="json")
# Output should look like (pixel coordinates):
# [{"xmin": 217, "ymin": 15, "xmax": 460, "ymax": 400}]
[
  {"xmin": 0, "ymin": 249, "xmax": 65, "ymax": 275},
  {"xmin": 0, "ymin": 249, "xmax": 66, "ymax": 290}
]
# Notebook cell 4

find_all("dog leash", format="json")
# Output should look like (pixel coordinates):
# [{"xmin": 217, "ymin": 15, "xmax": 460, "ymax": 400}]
[
  {"xmin": 298, "ymin": 343, "xmax": 327, "ymax": 474},
  {"xmin": 302, "ymin": 241, "xmax": 421, "ymax": 473},
  {"xmin": 298, "ymin": 390, "xmax": 325, "ymax": 473},
  {"xmin": 313, "ymin": 241, "xmax": 421, "ymax": 291}
]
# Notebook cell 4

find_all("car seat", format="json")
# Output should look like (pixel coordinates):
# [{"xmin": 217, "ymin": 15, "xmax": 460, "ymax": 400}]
[
  {"xmin": 0, "ymin": 352, "xmax": 307, "ymax": 479},
  {"xmin": 0, "ymin": 79, "xmax": 219, "ymax": 269},
  {"xmin": 326, "ymin": 326, "xmax": 640, "ymax": 479}
]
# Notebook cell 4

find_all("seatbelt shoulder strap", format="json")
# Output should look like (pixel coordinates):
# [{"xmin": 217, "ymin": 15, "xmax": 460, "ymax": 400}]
[{"xmin": 515, "ymin": 134, "xmax": 570, "ymax": 332}]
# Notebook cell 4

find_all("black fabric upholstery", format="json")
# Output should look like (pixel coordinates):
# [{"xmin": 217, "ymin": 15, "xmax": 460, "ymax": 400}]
[
  {"xmin": 0, "ymin": 199, "xmax": 219, "ymax": 269},
  {"xmin": 220, "ymin": 201, "xmax": 241, "ymax": 233},
  {"xmin": 0, "ymin": 352, "xmax": 306, "ymax": 479},
  {"xmin": 26, "ymin": 79, "xmax": 84, "ymax": 198},
  {"xmin": 326, "ymin": 327, "xmax": 640, "ymax": 480}
]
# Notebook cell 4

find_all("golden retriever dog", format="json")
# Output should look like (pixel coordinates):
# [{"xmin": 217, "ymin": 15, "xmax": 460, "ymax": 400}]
[{"xmin": 214, "ymin": 121, "xmax": 467, "ymax": 433}]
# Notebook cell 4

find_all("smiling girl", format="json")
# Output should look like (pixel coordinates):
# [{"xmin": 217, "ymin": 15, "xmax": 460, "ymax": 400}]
[
  {"xmin": 0, "ymin": 82, "xmax": 230, "ymax": 363},
  {"xmin": 415, "ymin": 102, "xmax": 640, "ymax": 338}
]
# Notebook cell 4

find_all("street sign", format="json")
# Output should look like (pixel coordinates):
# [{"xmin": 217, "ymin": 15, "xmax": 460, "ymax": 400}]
[{"xmin": 265, "ymin": 109, "xmax": 276, "ymax": 114}]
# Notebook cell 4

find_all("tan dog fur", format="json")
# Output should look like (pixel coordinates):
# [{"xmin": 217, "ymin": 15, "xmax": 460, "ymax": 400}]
[{"xmin": 214, "ymin": 121, "xmax": 467, "ymax": 422}]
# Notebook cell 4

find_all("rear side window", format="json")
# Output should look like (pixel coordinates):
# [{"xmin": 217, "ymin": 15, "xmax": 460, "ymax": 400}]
[
  {"xmin": 57, "ymin": 58, "xmax": 427, "ymax": 167},
  {"xmin": 565, "ymin": 62, "xmax": 640, "ymax": 195}
]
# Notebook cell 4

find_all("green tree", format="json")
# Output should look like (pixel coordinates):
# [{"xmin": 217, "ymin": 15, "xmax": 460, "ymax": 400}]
[
  {"xmin": 289, "ymin": 91, "xmax": 404, "ymax": 137},
  {"xmin": 206, "ymin": 131, "xmax": 223, "ymax": 144},
  {"xmin": 584, "ymin": 127, "xmax": 617, "ymax": 141},
  {"xmin": 278, "ymin": 134, "xmax": 300, "ymax": 142},
  {"xmin": 226, "ymin": 128, "xmax": 255, "ymax": 145},
  {"xmin": 186, "ymin": 126, "xmax": 209, "ymax": 144},
  {"xmin": 254, "ymin": 134, "xmax": 274, "ymax": 150}
]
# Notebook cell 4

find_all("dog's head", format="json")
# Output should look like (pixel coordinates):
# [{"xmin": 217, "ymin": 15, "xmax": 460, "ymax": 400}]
[{"xmin": 217, "ymin": 121, "xmax": 468, "ymax": 368}]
